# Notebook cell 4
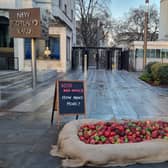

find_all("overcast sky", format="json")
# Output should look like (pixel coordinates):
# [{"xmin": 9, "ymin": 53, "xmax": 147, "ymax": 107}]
[{"xmin": 109, "ymin": 0, "xmax": 160, "ymax": 19}]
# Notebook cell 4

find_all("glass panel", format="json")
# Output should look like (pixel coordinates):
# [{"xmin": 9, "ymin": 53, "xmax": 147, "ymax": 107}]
[
  {"xmin": 59, "ymin": 0, "xmax": 61, "ymax": 8},
  {"xmin": 147, "ymin": 49, "xmax": 150, "ymax": 58},
  {"xmin": 150, "ymin": 49, "xmax": 155, "ymax": 58},
  {"xmin": 24, "ymin": 39, "xmax": 31, "ymax": 59},
  {"xmin": 161, "ymin": 49, "xmax": 166, "ymax": 59},
  {"xmin": 71, "ymin": 10, "xmax": 73, "ymax": 20},
  {"xmin": 156, "ymin": 49, "xmax": 160, "ymax": 58},
  {"xmin": 66, "ymin": 37, "xmax": 70, "ymax": 61},
  {"xmin": 49, "ymin": 37, "xmax": 60, "ymax": 60},
  {"xmin": 165, "ymin": 49, "xmax": 168, "ymax": 58},
  {"xmin": 64, "ymin": 4, "xmax": 67, "ymax": 14},
  {"xmin": 135, "ymin": 49, "xmax": 143, "ymax": 57}
]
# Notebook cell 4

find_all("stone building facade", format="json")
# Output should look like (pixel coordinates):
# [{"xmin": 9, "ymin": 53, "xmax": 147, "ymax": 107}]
[{"xmin": 0, "ymin": 0, "xmax": 76, "ymax": 72}]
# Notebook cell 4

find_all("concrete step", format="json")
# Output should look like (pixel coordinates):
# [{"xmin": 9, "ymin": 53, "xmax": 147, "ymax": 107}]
[
  {"xmin": 7, "ymin": 77, "xmax": 32, "ymax": 90},
  {"xmin": 37, "ymin": 70, "xmax": 57, "ymax": 82},
  {"xmin": 0, "ymin": 70, "xmax": 65, "ymax": 107},
  {"xmin": 0, "ymin": 72, "xmax": 33, "ymax": 102},
  {"xmin": 1, "ymin": 84, "xmax": 32, "ymax": 102},
  {"xmin": 0, "ymin": 71, "xmax": 23, "ymax": 79},
  {"xmin": 0, "ymin": 99, "xmax": 7, "ymax": 107},
  {"xmin": 1, "ymin": 87, "xmax": 32, "ymax": 102},
  {"xmin": 0, "ymin": 72, "xmax": 32, "ymax": 85}
]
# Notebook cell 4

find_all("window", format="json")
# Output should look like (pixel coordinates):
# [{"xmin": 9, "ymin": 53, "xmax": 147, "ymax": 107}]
[
  {"xmin": 64, "ymin": 4, "xmax": 67, "ymax": 15},
  {"xmin": 162, "ymin": 49, "xmax": 168, "ymax": 59},
  {"xmin": 66, "ymin": 37, "xmax": 70, "ymax": 61},
  {"xmin": 49, "ymin": 37, "xmax": 60, "ymax": 60},
  {"xmin": 59, "ymin": 0, "xmax": 61, "ymax": 8},
  {"xmin": 156, "ymin": 49, "xmax": 160, "ymax": 58},
  {"xmin": 150, "ymin": 49, "xmax": 156, "ymax": 58},
  {"xmin": 147, "ymin": 49, "xmax": 150, "ymax": 58},
  {"xmin": 166, "ymin": 49, "xmax": 168, "ymax": 58},
  {"xmin": 161, "ymin": 49, "xmax": 166, "ymax": 59},
  {"xmin": 71, "ymin": 10, "xmax": 73, "ymax": 20},
  {"xmin": 24, "ymin": 39, "xmax": 31, "ymax": 59}
]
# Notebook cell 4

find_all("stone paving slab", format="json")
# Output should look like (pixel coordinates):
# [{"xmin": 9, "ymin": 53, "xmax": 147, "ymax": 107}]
[
  {"xmin": 0, "ymin": 70, "xmax": 168, "ymax": 168},
  {"xmin": 10, "ymin": 85, "xmax": 54, "ymax": 112}
]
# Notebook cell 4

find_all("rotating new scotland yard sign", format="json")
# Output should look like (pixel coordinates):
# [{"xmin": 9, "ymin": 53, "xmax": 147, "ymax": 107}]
[
  {"xmin": 9, "ymin": 8, "xmax": 46, "ymax": 38},
  {"xmin": 9, "ymin": 8, "xmax": 48, "ymax": 89},
  {"xmin": 51, "ymin": 80, "xmax": 86, "ymax": 125}
]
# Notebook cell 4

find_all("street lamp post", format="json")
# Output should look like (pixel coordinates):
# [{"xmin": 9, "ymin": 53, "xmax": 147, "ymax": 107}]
[{"xmin": 143, "ymin": 0, "xmax": 149, "ymax": 69}]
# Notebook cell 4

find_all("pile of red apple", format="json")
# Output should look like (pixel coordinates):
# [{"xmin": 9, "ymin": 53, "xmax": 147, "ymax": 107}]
[{"xmin": 78, "ymin": 120, "xmax": 168, "ymax": 144}]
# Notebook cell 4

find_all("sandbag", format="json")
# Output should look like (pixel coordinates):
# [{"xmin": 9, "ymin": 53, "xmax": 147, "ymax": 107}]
[{"xmin": 50, "ymin": 119, "xmax": 168, "ymax": 167}]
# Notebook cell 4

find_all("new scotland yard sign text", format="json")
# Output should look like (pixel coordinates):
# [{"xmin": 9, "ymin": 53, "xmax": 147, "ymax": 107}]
[{"xmin": 9, "ymin": 8, "xmax": 42, "ymax": 38}]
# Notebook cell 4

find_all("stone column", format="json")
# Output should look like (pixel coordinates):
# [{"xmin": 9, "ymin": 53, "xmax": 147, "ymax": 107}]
[{"xmin": 14, "ymin": 38, "xmax": 24, "ymax": 71}]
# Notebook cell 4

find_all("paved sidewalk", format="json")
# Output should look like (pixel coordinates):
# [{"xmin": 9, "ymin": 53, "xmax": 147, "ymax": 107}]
[{"xmin": 0, "ymin": 70, "xmax": 168, "ymax": 168}]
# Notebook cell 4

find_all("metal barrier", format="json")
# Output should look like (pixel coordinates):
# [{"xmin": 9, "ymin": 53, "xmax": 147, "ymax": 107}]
[{"xmin": 0, "ymin": 56, "xmax": 19, "ymax": 70}]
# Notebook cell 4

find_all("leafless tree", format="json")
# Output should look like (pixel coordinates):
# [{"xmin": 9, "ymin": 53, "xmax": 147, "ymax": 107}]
[
  {"xmin": 76, "ymin": 0, "xmax": 112, "ymax": 47},
  {"xmin": 112, "ymin": 5, "xmax": 159, "ymax": 45}
]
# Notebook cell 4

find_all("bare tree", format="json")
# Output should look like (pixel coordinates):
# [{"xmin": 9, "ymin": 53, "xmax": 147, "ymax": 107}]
[
  {"xmin": 112, "ymin": 5, "xmax": 159, "ymax": 45},
  {"xmin": 76, "ymin": 0, "xmax": 112, "ymax": 47}
]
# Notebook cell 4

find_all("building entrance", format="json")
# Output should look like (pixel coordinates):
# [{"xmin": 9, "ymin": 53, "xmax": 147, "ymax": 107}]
[{"xmin": 0, "ymin": 16, "xmax": 16, "ymax": 70}]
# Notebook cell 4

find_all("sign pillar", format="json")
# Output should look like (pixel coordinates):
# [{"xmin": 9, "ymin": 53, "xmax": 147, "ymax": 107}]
[
  {"xmin": 31, "ymin": 38, "xmax": 37, "ymax": 89},
  {"xmin": 9, "ymin": 8, "xmax": 48, "ymax": 89}
]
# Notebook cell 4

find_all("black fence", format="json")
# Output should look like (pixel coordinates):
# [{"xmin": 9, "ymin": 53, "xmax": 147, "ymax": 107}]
[{"xmin": 0, "ymin": 56, "xmax": 19, "ymax": 70}]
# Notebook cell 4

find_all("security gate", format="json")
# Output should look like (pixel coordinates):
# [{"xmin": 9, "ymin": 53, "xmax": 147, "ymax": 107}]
[
  {"xmin": 72, "ymin": 47, "xmax": 129, "ymax": 70},
  {"xmin": 72, "ymin": 47, "xmax": 127, "ymax": 71}
]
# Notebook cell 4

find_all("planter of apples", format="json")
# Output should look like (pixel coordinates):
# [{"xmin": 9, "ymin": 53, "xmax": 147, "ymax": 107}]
[{"xmin": 50, "ymin": 119, "xmax": 168, "ymax": 168}]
